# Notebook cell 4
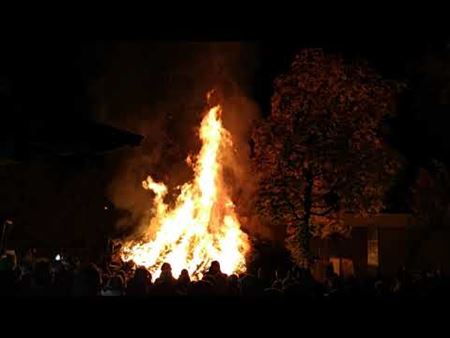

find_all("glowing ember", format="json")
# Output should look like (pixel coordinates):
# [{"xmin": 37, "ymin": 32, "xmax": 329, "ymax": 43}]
[{"xmin": 120, "ymin": 99, "xmax": 250, "ymax": 280}]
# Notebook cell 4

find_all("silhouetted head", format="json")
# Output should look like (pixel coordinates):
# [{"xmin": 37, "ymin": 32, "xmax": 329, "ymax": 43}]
[
  {"xmin": 161, "ymin": 263, "xmax": 172, "ymax": 273},
  {"xmin": 209, "ymin": 261, "xmax": 221, "ymax": 274},
  {"xmin": 228, "ymin": 274, "xmax": 239, "ymax": 285},
  {"xmin": 135, "ymin": 266, "xmax": 152, "ymax": 284},
  {"xmin": 179, "ymin": 269, "xmax": 190, "ymax": 279},
  {"xmin": 5, "ymin": 251, "xmax": 17, "ymax": 270},
  {"xmin": 0, "ymin": 253, "xmax": 16, "ymax": 271},
  {"xmin": 108, "ymin": 275, "xmax": 125, "ymax": 292}
]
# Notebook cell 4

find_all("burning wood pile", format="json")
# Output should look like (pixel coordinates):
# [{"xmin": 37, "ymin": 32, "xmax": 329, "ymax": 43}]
[{"xmin": 120, "ymin": 93, "xmax": 250, "ymax": 280}]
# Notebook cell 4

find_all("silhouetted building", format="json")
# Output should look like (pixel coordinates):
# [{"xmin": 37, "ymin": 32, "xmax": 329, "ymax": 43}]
[{"xmin": 312, "ymin": 213, "xmax": 450, "ymax": 277}]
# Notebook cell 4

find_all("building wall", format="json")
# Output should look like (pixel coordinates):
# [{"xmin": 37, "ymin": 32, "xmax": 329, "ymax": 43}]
[
  {"xmin": 379, "ymin": 228, "xmax": 406, "ymax": 275},
  {"xmin": 347, "ymin": 228, "xmax": 367, "ymax": 275},
  {"xmin": 406, "ymin": 226, "xmax": 450, "ymax": 271},
  {"xmin": 313, "ymin": 214, "xmax": 450, "ymax": 276},
  {"xmin": 311, "ymin": 228, "xmax": 367, "ymax": 275}
]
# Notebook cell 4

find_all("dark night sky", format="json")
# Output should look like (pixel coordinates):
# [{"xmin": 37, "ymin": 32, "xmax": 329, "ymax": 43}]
[{"xmin": 1, "ymin": 36, "xmax": 449, "ymax": 248}]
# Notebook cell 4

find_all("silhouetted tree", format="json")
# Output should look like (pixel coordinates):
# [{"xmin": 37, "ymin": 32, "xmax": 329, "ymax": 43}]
[{"xmin": 252, "ymin": 49, "xmax": 402, "ymax": 266}]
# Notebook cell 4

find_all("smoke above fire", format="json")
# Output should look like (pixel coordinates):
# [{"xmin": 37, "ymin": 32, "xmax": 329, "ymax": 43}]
[{"xmin": 91, "ymin": 42, "xmax": 273, "ymax": 244}]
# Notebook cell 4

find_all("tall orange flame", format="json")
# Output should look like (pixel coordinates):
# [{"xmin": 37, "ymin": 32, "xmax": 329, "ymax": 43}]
[{"xmin": 120, "ymin": 102, "xmax": 250, "ymax": 280}]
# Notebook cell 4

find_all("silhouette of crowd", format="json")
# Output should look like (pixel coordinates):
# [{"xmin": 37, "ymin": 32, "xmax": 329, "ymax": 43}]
[{"xmin": 1, "ymin": 249, "xmax": 450, "ymax": 297}]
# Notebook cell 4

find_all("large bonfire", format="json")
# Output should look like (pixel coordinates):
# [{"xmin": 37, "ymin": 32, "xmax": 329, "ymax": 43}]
[{"xmin": 120, "ymin": 94, "xmax": 250, "ymax": 280}]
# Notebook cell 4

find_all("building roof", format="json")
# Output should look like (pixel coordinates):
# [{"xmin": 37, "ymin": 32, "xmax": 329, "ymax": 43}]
[{"xmin": 1, "ymin": 119, "xmax": 143, "ymax": 163}]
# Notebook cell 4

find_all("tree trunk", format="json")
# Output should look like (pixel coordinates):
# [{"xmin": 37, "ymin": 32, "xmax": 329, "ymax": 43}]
[{"xmin": 298, "ymin": 169, "xmax": 313, "ymax": 267}]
